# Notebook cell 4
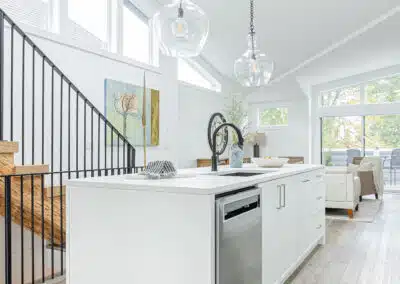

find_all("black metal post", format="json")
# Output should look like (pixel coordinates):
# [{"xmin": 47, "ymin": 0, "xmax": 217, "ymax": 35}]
[
  {"xmin": 4, "ymin": 176, "xmax": 12, "ymax": 284},
  {"xmin": 127, "ymin": 146, "xmax": 132, "ymax": 174}
]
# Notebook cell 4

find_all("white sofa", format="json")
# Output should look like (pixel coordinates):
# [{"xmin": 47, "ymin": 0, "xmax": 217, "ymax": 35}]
[{"xmin": 325, "ymin": 167, "xmax": 361, "ymax": 218}]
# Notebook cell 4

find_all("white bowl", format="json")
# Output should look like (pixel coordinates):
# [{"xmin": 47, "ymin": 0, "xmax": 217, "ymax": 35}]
[{"xmin": 252, "ymin": 157, "xmax": 289, "ymax": 168}]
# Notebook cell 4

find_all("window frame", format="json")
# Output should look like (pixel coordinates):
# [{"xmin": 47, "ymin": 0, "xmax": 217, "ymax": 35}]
[
  {"xmin": 177, "ymin": 58, "xmax": 222, "ymax": 92},
  {"xmin": 4, "ymin": 0, "xmax": 159, "ymax": 69},
  {"xmin": 318, "ymin": 73, "xmax": 400, "ymax": 108}
]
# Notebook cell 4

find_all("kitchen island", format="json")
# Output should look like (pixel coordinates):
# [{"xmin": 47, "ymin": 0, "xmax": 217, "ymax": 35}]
[{"xmin": 66, "ymin": 164, "xmax": 325, "ymax": 284}]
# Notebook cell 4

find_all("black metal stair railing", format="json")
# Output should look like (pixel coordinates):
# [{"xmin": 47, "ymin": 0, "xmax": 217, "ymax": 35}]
[
  {"xmin": 0, "ymin": 8, "xmax": 137, "ymax": 176},
  {"xmin": 0, "ymin": 8, "xmax": 143, "ymax": 284}
]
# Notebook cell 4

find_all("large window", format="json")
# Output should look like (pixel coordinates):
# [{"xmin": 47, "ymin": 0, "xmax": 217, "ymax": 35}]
[
  {"xmin": 321, "ymin": 115, "xmax": 400, "ymax": 187},
  {"xmin": 365, "ymin": 75, "xmax": 400, "ymax": 104},
  {"xmin": 178, "ymin": 58, "xmax": 221, "ymax": 92},
  {"xmin": 122, "ymin": 3, "xmax": 150, "ymax": 64},
  {"xmin": 321, "ymin": 116, "xmax": 362, "ymax": 166},
  {"xmin": 320, "ymin": 86, "xmax": 360, "ymax": 107},
  {"xmin": 319, "ymin": 74, "xmax": 400, "ymax": 106},
  {"xmin": 3, "ymin": 0, "xmax": 156, "ymax": 66},
  {"xmin": 68, "ymin": 0, "xmax": 108, "ymax": 48},
  {"xmin": 258, "ymin": 107, "xmax": 288, "ymax": 128}
]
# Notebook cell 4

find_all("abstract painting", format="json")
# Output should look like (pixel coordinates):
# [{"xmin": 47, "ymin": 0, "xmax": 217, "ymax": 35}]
[{"xmin": 104, "ymin": 79, "xmax": 160, "ymax": 146}]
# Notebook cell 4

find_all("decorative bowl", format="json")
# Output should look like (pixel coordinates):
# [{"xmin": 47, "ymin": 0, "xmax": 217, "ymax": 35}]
[{"xmin": 252, "ymin": 157, "xmax": 289, "ymax": 168}]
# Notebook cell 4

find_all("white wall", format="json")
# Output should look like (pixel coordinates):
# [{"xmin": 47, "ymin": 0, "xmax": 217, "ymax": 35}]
[
  {"xmin": 1, "ymin": 24, "xmax": 235, "ymax": 169},
  {"xmin": 248, "ymin": 99, "xmax": 310, "ymax": 162},
  {"xmin": 177, "ymin": 83, "xmax": 227, "ymax": 168},
  {"xmin": 31, "ymin": 33, "xmax": 179, "ymax": 167}
]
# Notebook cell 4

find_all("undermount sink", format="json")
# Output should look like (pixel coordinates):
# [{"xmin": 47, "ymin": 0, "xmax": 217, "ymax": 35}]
[
  {"xmin": 203, "ymin": 169, "xmax": 279, "ymax": 177},
  {"xmin": 217, "ymin": 172, "xmax": 265, "ymax": 177}
]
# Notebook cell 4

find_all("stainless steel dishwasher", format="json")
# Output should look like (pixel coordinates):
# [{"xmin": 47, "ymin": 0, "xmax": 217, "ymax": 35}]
[{"xmin": 216, "ymin": 187, "xmax": 262, "ymax": 284}]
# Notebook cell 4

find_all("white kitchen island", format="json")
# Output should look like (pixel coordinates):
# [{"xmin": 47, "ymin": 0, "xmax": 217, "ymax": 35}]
[{"xmin": 66, "ymin": 164, "xmax": 325, "ymax": 284}]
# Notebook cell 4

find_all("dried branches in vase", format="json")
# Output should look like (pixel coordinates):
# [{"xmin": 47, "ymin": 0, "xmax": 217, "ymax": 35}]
[{"xmin": 223, "ymin": 93, "xmax": 250, "ymax": 144}]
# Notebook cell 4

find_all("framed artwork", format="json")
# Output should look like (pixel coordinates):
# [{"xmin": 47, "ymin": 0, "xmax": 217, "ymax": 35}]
[{"xmin": 104, "ymin": 79, "xmax": 159, "ymax": 146}]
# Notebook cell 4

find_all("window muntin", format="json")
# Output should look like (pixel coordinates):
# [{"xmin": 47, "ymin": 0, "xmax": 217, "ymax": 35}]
[{"xmin": 258, "ymin": 107, "xmax": 288, "ymax": 127}]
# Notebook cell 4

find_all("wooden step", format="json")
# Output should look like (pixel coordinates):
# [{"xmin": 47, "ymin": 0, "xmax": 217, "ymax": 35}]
[
  {"xmin": 0, "ymin": 141, "xmax": 18, "ymax": 169},
  {"xmin": 13, "ymin": 164, "xmax": 49, "ymax": 174},
  {"xmin": 0, "ymin": 178, "xmax": 66, "ymax": 245},
  {"xmin": 45, "ymin": 185, "xmax": 66, "ymax": 198},
  {"xmin": 0, "ymin": 141, "xmax": 19, "ymax": 153}
]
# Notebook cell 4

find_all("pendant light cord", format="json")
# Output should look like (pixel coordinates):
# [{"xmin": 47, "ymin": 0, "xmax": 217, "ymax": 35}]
[
  {"xmin": 178, "ymin": 0, "xmax": 184, "ymax": 17},
  {"xmin": 249, "ymin": 0, "xmax": 256, "ymax": 59}
]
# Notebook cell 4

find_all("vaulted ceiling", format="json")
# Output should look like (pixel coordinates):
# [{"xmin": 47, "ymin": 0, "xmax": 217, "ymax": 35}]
[{"xmin": 151, "ymin": 0, "xmax": 399, "ymax": 82}]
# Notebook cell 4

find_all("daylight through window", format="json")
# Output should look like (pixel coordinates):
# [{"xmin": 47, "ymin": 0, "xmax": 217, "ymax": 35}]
[{"xmin": 258, "ymin": 107, "xmax": 288, "ymax": 127}]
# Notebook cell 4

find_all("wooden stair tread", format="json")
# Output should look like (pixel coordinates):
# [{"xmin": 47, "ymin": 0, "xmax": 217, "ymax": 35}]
[
  {"xmin": 13, "ymin": 164, "xmax": 49, "ymax": 174},
  {"xmin": 0, "ymin": 141, "xmax": 19, "ymax": 153},
  {"xmin": 0, "ymin": 178, "xmax": 66, "ymax": 245}
]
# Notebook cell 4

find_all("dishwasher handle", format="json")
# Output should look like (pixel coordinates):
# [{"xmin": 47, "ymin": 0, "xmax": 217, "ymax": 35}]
[
  {"xmin": 217, "ymin": 188, "xmax": 261, "ymax": 221},
  {"xmin": 224, "ymin": 197, "xmax": 260, "ymax": 220}
]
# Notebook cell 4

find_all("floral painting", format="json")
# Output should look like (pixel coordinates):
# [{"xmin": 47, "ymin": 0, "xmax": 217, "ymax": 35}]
[{"xmin": 104, "ymin": 79, "xmax": 159, "ymax": 146}]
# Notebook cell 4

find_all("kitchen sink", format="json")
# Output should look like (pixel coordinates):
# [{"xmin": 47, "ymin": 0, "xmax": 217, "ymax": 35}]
[
  {"xmin": 203, "ymin": 169, "xmax": 279, "ymax": 177},
  {"xmin": 217, "ymin": 172, "xmax": 265, "ymax": 177}
]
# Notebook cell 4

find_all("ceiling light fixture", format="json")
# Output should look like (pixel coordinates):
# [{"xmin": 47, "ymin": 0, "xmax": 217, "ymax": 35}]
[
  {"xmin": 153, "ymin": 0, "xmax": 209, "ymax": 58},
  {"xmin": 234, "ymin": 0, "xmax": 274, "ymax": 87}
]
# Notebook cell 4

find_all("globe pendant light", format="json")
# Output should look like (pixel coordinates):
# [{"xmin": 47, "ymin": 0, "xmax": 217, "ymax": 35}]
[
  {"xmin": 234, "ymin": 0, "xmax": 274, "ymax": 87},
  {"xmin": 153, "ymin": 0, "xmax": 209, "ymax": 58}
]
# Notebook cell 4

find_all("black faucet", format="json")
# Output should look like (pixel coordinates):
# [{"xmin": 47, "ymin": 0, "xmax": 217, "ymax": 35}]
[{"xmin": 211, "ymin": 123, "xmax": 244, "ymax": 172}]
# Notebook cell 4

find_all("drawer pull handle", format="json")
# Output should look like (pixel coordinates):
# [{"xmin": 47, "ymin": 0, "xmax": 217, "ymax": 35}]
[
  {"xmin": 316, "ymin": 174, "xmax": 323, "ymax": 178},
  {"xmin": 317, "ymin": 196, "xmax": 323, "ymax": 200},
  {"xmin": 316, "ymin": 224, "xmax": 322, "ymax": 229},
  {"xmin": 302, "ymin": 179, "xmax": 311, "ymax": 183}
]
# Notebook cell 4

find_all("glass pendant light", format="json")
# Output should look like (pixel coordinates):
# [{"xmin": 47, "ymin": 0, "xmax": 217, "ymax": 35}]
[
  {"xmin": 234, "ymin": 0, "xmax": 274, "ymax": 87},
  {"xmin": 153, "ymin": 0, "xmax": 209, "ymax": 58}
]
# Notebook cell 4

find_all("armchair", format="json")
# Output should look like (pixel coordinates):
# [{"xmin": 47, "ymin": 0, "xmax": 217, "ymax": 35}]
[
  {"xmin": 325, "ymin": 167, "xmax": 361, "ymax": 218},
  {"xmin": 352, "ymin": 157, "xmax": 382, "ymax": 200}
]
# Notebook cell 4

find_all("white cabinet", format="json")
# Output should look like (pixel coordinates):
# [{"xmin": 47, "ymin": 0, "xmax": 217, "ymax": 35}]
[
  {"xmin": 261, "ymin": 179, "xmax": 284, "ymax": 284},
  {"xmin": 260, "ymin": 169, "xmax": 325, "ymax": 284}
]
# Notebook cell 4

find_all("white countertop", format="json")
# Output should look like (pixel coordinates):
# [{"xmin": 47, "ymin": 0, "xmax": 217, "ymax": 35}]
[{"xmin": 67, "ymin": 164, "xmax": 324, "ymax": 195}]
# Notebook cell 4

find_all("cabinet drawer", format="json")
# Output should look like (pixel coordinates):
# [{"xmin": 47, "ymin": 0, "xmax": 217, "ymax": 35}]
[
  {"xmin": 313, "ymin": 194, "xmax": 325, "ymax": 214},
  {"xmin": 312, "ymin": 210, "xmax": 325, "ymax": 240}
]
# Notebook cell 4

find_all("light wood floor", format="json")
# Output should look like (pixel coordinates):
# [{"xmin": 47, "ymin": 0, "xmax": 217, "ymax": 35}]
[{"xmin": 287, "ymin": 193, "xmax": 400, "ymax": 284}]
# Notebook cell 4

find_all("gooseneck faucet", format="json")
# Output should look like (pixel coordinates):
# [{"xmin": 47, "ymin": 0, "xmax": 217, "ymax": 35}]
[{"xmin": 211, "ymin": 123, "xmax": 244, "ymax": 172}]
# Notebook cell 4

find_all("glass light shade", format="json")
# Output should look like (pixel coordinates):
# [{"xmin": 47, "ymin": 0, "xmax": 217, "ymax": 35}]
[
  {"xmin": 153, "ymin": 0, "xmax": 209, "ymax": 58},
  {"xmin": 234, "ymin": 35, "xmax": 274, "ymax": 87}
]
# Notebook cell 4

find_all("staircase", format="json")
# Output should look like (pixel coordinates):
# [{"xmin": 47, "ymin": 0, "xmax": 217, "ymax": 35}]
[
  {"xmin": 0, "ymin": 8, "xmax": 142, "ymax": 284},
  {"xmin": 0, "ymin": 141, "xmax": 65, "ymax": 246}
]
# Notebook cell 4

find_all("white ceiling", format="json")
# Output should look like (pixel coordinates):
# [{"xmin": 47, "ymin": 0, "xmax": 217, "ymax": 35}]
[
  {"xmin": 296, "ymin": 12, "xmax": 400, "ymax": 88},
  {"xmin": 155, "ymin": 0, "xmax": 399, "ymax": 81}
]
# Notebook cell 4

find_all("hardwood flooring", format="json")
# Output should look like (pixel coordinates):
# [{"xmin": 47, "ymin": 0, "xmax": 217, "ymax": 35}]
[{"xmin": 288, "ymin": 194, "xmax": 400, "ymax": 284}]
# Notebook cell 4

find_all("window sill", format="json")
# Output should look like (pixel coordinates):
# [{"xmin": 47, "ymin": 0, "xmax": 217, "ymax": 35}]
[{"xmin": 9, "ymin": 22, "xmax": 162, "ymax": 75}]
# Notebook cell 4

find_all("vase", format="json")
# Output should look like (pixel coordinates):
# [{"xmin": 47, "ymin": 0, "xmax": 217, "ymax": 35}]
[{"xmin": 230, "ymin": 143, "xmax": 244, "ymax": 168}]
